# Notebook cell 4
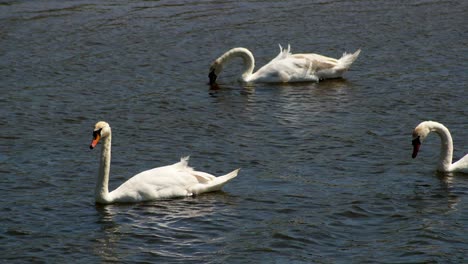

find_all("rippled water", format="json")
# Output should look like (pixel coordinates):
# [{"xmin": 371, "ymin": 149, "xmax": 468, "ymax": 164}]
[{"xmin": 1, "ymin": 0, "xmax": 468, "ymax": 263}]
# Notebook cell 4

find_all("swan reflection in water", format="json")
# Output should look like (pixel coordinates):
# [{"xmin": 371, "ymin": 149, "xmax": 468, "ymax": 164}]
[
  {"xmin": 436, "ymin": 171, "xmax": 468, "ymax": 210},
  {"xmin": 93, "ymin": 193, "xmax": 238, "ymax": 262}
]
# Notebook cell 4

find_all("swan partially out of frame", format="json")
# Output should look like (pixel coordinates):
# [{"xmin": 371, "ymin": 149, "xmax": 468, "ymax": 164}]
[
  {"xmin": 208, "ymin": 45, "xmax": 361, "ymax": 84},
  {"xmin": 89, "ymin": 121, "xmax": 240, "ymax": 204},
  {"xmin": 412, "ymin": 121, "xmax": 468, "ymax": 173}
]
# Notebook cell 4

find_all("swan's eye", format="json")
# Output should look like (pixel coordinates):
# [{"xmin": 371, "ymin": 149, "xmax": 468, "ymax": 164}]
[
  {"xmin": 93, "ymin": 128, "xmax": 102, "ymax": 139},
  {"xmin": 412, "ymin": 136, "xmax": 421, "ymax": 146}
]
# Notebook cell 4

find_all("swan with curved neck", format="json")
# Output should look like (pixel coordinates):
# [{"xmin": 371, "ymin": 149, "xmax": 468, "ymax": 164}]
[
  {"xmin": 412, "ymin": 121, "xmax": 468, "ymax": 173},
  {"xmin": 209, "ymin": 45, "xmax": 361, "ymax": 84},
  {"xmin": 89, "ymin": 121, "xmax": 240, "ymax": 204}
]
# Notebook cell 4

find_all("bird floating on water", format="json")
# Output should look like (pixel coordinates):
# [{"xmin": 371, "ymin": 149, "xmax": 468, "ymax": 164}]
[{"xmin": 209, "ymin": 44, "xmax": 361, "ymax": 85}]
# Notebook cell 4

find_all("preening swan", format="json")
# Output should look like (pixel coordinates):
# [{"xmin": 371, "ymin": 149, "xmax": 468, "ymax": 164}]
[
  {"xmin": 412, "ymin": 121, "xmax": 468, "ymax": 173},
  {"xmin": 209, "ymin": 45, "xmax": 361, "ymax": 84},
  {"xmin": 89, "ymin": 121, "xmax": 240, "ymax": 204}
]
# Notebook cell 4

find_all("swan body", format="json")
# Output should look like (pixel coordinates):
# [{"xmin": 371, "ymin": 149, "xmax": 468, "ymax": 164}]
[
  {"xmin": 209, "ymin": 45, "xmax": 361, "ymax": 84},
  {"xmin": 412, "ymin": 121, "xmax": 468, "ymax": 173},
  {"xmin": 89, "ymin": 121, "xmax": 240, "ymax": 204}
]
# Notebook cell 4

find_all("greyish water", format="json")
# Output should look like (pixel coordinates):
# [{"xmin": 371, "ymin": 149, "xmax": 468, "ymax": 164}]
[{"xmin": 1, "ymin": 0, "xmax": 467, "ymax": 263}]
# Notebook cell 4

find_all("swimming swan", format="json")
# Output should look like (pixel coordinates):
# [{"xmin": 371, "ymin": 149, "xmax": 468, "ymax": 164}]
[
  {"xmin": 89, "ymin": 121, "xmax": 240, "ymax": 204},
  {"xmin": 209, "ymin": 45, "xmax": 361, "ymax": 84},
  {"xmin": 412, "ymin": 121, "xmax": 468, "ymax": 173}
]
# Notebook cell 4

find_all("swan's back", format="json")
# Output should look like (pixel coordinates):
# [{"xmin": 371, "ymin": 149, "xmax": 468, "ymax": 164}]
[{"xmin": 109, "ymin": 158, "xmax": 200, "ymax": 202}]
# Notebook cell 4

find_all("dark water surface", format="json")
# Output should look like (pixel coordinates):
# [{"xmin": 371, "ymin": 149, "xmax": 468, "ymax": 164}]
[{"xmin": 1, "ymin": 0, "xmax": 468, "ymax": 263}]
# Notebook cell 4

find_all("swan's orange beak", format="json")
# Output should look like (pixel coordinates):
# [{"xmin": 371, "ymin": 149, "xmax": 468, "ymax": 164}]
[
  {"xmin": 412, "ymin": 136, "xmax": 421, "ymax": 158},
  {"xmin": 90, "ymin": 132, "xmax": 101, "ymax": 149}
]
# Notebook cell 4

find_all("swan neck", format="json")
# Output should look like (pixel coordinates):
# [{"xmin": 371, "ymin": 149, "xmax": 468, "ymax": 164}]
[
  {"xmin": 221, "ymin": 48, "xmax": 255, "ymax": 81},
  {"xmin": 96, "ymin": 134, "xmax": 112, "ymax": 203},
  {"xmin": 432, "ymin": 123, "xmax": 453, "ymax": 171}
]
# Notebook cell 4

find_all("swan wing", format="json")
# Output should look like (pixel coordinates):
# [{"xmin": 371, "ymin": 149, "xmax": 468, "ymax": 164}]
[
  {"xmin": 109, "ymin": 158, "xmax": 198, "ymax": 202},
  {"xmin": 293, "ymin": 54, "xmax": 338, "ymax": 69},
  {"xmin": 240, "ymin": 46, "xmax": 360, "ymax": 82},
  {"xmin": 108, "ymin": 158, "xmax": 239, "ymax": 202},
  {"xmin": 251, "ymin": 55, "xmax": 320, "ymax": 82}
]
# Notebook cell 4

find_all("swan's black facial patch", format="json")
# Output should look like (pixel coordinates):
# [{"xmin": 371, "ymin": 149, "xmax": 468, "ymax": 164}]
[
  {"xmin": 412, "ymin": 136, "xmax": 421, "ymax": 159},
  {"xmin": 93, "ymin": 128, "xmax": 102, "ymax": 139},
  {"xmin": 209, "ymin": 70, "xmax": 217, "ymax": 85}
]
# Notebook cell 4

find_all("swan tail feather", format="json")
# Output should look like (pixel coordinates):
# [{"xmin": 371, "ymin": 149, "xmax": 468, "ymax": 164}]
[
  {"xmin": 335, "ymin": 49, "xmax": 361, "ymax": 70},
  {"xmin": 193, "ymin": 171, "xmax": 216, "ymax": 182},
  {"xmin": 180, "ymin": 156, "xmax": 190, "ymax": 164},
  {"xmin": 175, "ymin": 156, "xmax": 194, "ymax": 172},
  {"xmin": 274, "ymin": 44, "xmax": 292, "ymax": 61},
  {"xmin": 190, "ymin": 169, "xmax": 240, "ymax": 194}
]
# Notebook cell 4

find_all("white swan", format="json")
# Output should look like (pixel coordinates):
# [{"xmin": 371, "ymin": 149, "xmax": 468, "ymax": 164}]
[
  {"xmin": 208, "ymin": 45, "xmax": 361, "ymax": 84},
  {"xmin": 412, "ymin": 121, "xmax": 468, "ymax": 173},
  {"xmin": 89, "ymin": 121, "xmax": 240, "ymax": 204}
]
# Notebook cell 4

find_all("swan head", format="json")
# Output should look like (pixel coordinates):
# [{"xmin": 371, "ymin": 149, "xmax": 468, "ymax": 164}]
[
  {"xmin": 209, "ymin": 61, "xmax": 223, "ymax": 85},
  {"xmin": 90, "ymin": 121, "xmax": 111, "ymax": 149},
  {"xmin": 411, "ymin": 122, "xmax": 431, "ymax": 158}
]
